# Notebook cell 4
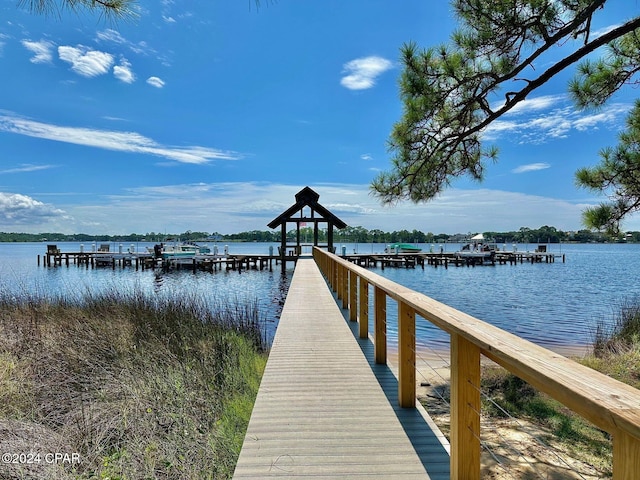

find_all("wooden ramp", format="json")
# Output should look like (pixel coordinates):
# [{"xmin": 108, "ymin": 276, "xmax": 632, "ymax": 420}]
[{"xmin": 233, "ymin": 258, "xmax": 450, "ymax": 479}]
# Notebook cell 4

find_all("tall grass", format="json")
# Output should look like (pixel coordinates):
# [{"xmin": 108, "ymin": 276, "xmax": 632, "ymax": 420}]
[
  {"xmin": 582, "ymin": 296, "xmax": 640, "ymax": 390},
  {"xmin": 592, "ymin": 296, "xmax": 640, "ymax": 355},
  {"xmin": 0, "ymin": 287, "xmax": 267, "ymax": 480}
]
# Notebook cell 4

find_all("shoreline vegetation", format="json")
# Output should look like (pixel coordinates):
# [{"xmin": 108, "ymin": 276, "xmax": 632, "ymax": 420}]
[
  {"xmin": 1, "ymin": 224, "xmax": 639, "ymax": 244},
  {"xmin": 0, "ymin": 289, "xmax": 267, "ymax": 480},
  {"xmin": 419, "ymin": 297, "xmax": 640, "ymax": 479}
]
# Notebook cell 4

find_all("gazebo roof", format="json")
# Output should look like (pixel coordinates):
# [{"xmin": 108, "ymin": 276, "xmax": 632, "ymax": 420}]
[{"xmin": 267, "ymin": 186, "xmax": 347, "ymax": 229}]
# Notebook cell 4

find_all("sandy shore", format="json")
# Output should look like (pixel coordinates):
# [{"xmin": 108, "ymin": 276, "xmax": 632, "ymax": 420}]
[{"xmin": 384, "ymin": 343, "xmax": 605, "ymax": 479}]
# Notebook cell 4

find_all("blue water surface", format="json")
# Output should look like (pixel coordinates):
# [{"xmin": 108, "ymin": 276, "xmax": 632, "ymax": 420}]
[{"xmin": 1, "ymin": 241, "xmax": 639, "ymax": 352}]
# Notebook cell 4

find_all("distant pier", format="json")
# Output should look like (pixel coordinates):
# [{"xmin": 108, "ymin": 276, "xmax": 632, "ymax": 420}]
[
  {"xmin": 38, "ymin": 244, "xmax": 300, "ymax": 272},
  {"xmin": 341, "ymin": 250, "xmax": 565, "ymax": 269}
]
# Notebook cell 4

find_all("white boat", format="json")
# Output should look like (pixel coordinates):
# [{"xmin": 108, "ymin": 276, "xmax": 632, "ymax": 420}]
[
  {"xmin": 456, "ymin": 234, "xmax": 496, "ymax": 264},
  {"xmin": 149, "ymin": 242, "xmax": 211, "ymax": 259}
]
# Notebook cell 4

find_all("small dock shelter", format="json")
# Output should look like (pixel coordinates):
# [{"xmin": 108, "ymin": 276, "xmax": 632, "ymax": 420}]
[{"xmin": 268, "ymin": 186, "xmax": 347, "ymax": 271}]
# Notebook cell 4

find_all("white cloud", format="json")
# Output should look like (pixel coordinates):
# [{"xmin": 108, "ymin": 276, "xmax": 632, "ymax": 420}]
[
  {"xmin": 360, "ymin": 154, "xmax": 373, "ymax": 161},
  {"xmin": 483, "ymin": 97, "xmax": 631, "ymax": 143},
  {"xmin": 96, "ymin": 28, "xmax": 158, "ymax": 59},
  {"xmin": 113, "ymin": 58, "xmax": 135, "ymax": 83},
  {"xmin": 340, "ymin": 56, "xmax": 393, "ymax": 90},
  {"xmin": 592, "ymin": 24, "xmax": 621, "ymax": 39},
  {"xmin": 0, "ymin": 192, "xmax": 67, "ymax": 224},
  {"xmin": 58, "ymin": 45, "xmax": 114, "ymax": 77},
  {"xmin": 96, "ymin": 29, "xmax": 127, "ymax": 44},
  {"xmin": 512, "ymin": 163, "xmax": 551, "ymax": 174},
  {"xmin": 495, "ymin": 94, "xmax": 566, "ymax": 116},
  {"xmin": 147, "ymin": 76, "xmax": 165, "ymax": 88},
  {"xmin": 0, "ymin": 112, "xmax": 241, "ymax": 164},
  {"xmin": 22, "ymin": 39, "xmax": 54, "ymax": 64}
]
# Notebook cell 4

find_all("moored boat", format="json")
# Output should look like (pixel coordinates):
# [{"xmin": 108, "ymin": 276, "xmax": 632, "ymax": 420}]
[
  {"xmin": 455, "ymin": 234, "xmax": 496, "ymax": 264},
  {"xmin": 385, "ymin": 242, "xmax": 422, "ymax": 253},
  {"xmin": 148, "ymin": 242, "xmax": 211, "ymax": 259}
]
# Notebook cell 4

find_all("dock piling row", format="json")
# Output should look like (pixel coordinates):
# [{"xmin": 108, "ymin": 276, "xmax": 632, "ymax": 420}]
[
  {"xmin": 39, "ymin": 250, "xmax": 294, "ymax": 273},
  {"xmin": 40, "ymin": 249, "xmax": 565, "ymax": 272}
]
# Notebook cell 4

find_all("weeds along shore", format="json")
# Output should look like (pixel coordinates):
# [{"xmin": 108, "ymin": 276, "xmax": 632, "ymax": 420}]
[{"xmin": 0, "ymin": 288, "xmax": 267, "ymax": 480}]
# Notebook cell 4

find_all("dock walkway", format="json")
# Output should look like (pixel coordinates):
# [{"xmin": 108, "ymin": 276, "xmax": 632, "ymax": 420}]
[{"xmin": 233, "ymin": 258, "xmax": 450, "ymax": 479}]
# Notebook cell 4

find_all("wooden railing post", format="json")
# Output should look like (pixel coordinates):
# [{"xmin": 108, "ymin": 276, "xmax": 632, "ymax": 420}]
[
  {"xmin": 359, "ymin": 278, "xmax": 368, "ymax": 339},
  {"xmin": 349, "ymin": 270, "xmax": 357, "ymax": 321},
  {"xmin": 398, "ymin": 301, "xmax": 415, "ymax": 408},
  {"xmin": 374, "ymin": 286, "xmax": 387, "ymax": 364},
  {"xmin": 330, "ymin": 256, "xmax": 337, "ymax": 292},
  {"xmin": 613, "ymin": 429, "xmax": 640, "ymax": 479},
  {"xmin": 336, "ymin": 262, "xmax": 345, "ymax": 308},
  {"xmin": 340, "ymin": 264, "xmax": 348, "ymax": 309},
  {"xmin": 327, "ymin": 258, "xmax": 338, "ymax": 293},
  {"xmin": 450, "ymin": 333, "xmax": 481, "ymax": 480}
]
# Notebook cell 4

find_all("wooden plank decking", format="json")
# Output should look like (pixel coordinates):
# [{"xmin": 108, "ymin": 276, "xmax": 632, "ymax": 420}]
[{"xmin": 233, "ymin": 257, "xmax": 450, "ymax": 479}]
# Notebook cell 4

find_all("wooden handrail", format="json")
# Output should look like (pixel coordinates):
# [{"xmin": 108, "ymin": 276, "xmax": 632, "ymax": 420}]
[{"xmin": 313, "ymin": 247, "xmax": 640, "ymax": 480}]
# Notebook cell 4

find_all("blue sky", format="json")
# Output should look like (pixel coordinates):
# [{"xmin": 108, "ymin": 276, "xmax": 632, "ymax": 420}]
[{"xmin": 1, "ymin": 0, "xmax": 639, "ymax": 235}]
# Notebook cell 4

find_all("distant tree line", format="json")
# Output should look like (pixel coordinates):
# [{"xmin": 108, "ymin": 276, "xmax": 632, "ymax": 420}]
[{"xmin": 2, "ymin": 225, "xmax": 640, "ymax": 244}]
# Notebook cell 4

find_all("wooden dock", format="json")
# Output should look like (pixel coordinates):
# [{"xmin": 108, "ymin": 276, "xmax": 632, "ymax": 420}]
[
  {"xmin": 39, "ymin": 247, "xmax": 300, "ymax": 272},
  {"xmin": 233, "ymin": 258, "xmax": 450, "ymax": 479},
  {"xmin": 342, "ymin": 250, "xmax": 565, "ymax": 269}
]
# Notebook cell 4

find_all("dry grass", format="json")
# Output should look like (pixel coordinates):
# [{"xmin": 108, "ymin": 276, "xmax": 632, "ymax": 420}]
[{"xmin": 0, "ymin": 288, "xmax": 267, "ymax": 480}]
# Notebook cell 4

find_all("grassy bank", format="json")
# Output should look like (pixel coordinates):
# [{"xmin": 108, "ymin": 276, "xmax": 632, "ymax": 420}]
[{"xmin": 0, "ymin": 289, "xmax": 267, "ymax": 480}]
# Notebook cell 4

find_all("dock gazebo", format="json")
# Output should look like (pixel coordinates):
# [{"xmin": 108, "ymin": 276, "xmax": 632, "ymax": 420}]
[{"xmin": 268, "ymin": 186, "xmax": 347, "ymax": 271}]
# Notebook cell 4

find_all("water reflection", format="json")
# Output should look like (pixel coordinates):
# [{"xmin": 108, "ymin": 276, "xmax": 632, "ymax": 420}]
[{"xmin": 153, "ymin": 272, "xmax": 164, "ymax": 292}]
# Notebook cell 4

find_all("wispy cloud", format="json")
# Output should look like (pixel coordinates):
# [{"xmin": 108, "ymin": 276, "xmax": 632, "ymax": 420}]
[
  {"xmin": 340, "ymin": 56, "xmax": 393, "ymax": 90},
  {"xmin": 96, "ymin": 28, "xmax": 158, "ymax": 58},
  {"xmin": 483, "ymin": 95, "xmax": 631, "ymax": 143},
  {"xmin": 22, "ymin": 39, "xmax": 54, "ymax": 64},
  {"xmin": 0, "ymin": 164, "xmax": 56, "ymax": 174},
  {"xmin": 592, "ymin": 24, "xmax": 621, "ymax": 39},
  {"xmin": 147, "ymin": 76, "xmax": 165, "ymax": 88},
  {"xmin": 95, "ymin": 29, "xmax": 127, "ymax": 45},
  {"xmin": 0, "ymin": 33, "xmax": 8, "ymax": 56},
  {"xmin": 0, "ymin": 112, "xmax": 242, "ymax": 164},
  {"xmin": 512, "ymin": 163, "xmax": 551, "ymax": 174},
  {"xmin": 58, "ymin": 45, "xmax": 114, "ymax": 77},
  {"xmin": 495, "ymin": 94, "xmax": 566, "ymax": 116},
  {"xmin": 360, "ymin": 153, "xmax": 373, "ymax": 161}
]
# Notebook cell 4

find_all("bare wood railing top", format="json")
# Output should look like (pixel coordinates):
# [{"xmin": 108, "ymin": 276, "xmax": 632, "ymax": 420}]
[{"xmin": 313, "ymin": 247, "xmax": 640, "ymax": 443}]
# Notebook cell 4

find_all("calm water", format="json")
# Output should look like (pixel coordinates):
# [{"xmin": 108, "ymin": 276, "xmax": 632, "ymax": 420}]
[
  {"xmin": 0, "ymin": 242, "xmax": 292, "ymax": 343},
  {"xmin": 1, "ymin": 241, "xmax": 639, "ymax": 352}
]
